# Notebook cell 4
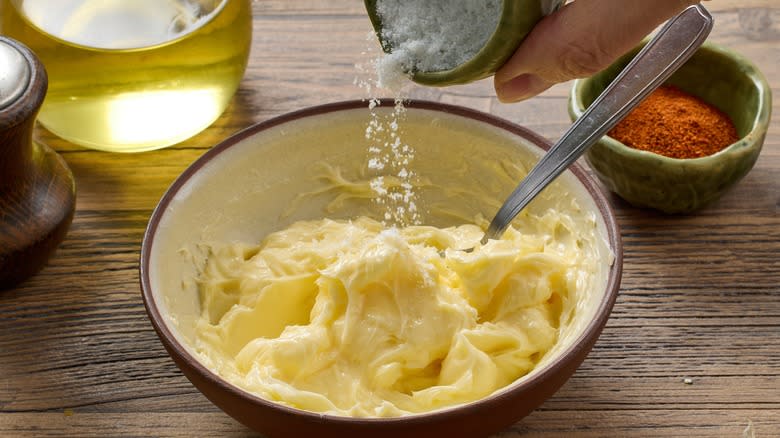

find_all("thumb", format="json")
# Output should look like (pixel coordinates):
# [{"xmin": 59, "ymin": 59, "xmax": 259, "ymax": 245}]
[{"xmin": 494, "ymin": 0, "xmax": 700, "ymax": 102}]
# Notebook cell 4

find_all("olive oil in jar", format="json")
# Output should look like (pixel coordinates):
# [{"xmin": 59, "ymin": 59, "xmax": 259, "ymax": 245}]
[{"xmin": 0, "ymin": 0, "xmax": 252, "ymax": 152}]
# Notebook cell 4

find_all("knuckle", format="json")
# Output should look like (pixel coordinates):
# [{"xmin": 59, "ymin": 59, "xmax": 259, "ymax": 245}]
[{"xmin": 557, "ymin": 41, "xmax": 613, "ymax": 79}]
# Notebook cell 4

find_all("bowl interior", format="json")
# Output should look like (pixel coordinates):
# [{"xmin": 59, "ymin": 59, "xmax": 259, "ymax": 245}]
[
  {"xmin": 577, "ymin": 42, "xmax": 766, "ymax": 141},
  {"xmin": 145, "ymin": 101, "xmax": 618, "ymax": 415}
]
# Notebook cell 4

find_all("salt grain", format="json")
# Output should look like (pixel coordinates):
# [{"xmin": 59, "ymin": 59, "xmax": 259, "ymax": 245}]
[
  {"xmin": 370, "ymin": 177, "xmax": 388, "ymax": 195},
  {"xmin": 368, "ymin": 158, "xmax": 384, "ymax": 170},
  {"xmin": 743, "ymin": 420, "xmax": 755, "ymax": 438}
]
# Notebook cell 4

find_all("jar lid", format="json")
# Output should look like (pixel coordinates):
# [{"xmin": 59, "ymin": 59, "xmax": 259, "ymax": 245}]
[{"xmin": 0, "ymin": 40, "xmax": 31, "ymax": 110}]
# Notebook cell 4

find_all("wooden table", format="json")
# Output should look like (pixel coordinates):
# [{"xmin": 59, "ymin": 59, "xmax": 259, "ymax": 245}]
[{"xmin": 2, "ymin": 1, "xmax": 778, "ymax": 436}]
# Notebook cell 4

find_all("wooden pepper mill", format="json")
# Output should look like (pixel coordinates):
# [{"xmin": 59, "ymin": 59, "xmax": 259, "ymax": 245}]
[{"xmin": 0, "ymin": 37, "xmax": 76, "ymax": 289}]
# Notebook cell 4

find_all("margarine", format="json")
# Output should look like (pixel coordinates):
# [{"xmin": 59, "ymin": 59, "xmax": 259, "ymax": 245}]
[{"xmin": 193, "ymin": 211, "xmax": 598, "ymax": 417}]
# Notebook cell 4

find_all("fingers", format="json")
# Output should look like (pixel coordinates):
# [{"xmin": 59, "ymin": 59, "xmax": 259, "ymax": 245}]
[{"xmin": 494, "ymin": 0, "xmax": 700, "ymax": 102}]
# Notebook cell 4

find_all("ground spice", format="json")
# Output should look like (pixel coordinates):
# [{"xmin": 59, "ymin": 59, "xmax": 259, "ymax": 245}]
[{"xmin": 608, "ymin": 85, "xmax": 738, "ymax": 159}]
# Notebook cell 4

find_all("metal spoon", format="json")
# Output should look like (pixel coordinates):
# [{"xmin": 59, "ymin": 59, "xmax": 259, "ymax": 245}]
[{"xmin": 478, "ymin": 4, "xmax": 713, "ymax": 245}]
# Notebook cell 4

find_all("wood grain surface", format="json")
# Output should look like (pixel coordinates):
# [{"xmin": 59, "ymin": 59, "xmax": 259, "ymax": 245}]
[{"xmin": 1, "ymin": 1, "xmax": 778, "ymax": 437}]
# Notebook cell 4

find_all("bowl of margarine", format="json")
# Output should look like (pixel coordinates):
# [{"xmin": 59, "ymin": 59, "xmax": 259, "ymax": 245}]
[{"xmin": 140, "ymin": 100, "xmax": 623, "ymax": 438}]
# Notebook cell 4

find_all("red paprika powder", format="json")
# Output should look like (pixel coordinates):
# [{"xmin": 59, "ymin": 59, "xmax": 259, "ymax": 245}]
[{"xmin": 608, "ymin": 85, "xmax": 738, "ymax": 159}]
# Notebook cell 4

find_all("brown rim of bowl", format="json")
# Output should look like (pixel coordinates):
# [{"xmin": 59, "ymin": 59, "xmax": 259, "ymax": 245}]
[{"xmin": 139, "ymin": 98, "xmax": 623, "ymax": 424}]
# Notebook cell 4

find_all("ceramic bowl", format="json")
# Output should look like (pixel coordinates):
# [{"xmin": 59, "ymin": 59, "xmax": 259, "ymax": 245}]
[
  {"xmin": 140, "ymin": 100, "xmax": 622, "ymax": 438},
  {"xmin": 364, "ymin": 0, "xmax": 563, "ymax": 86},
  {"xmin": 569, "ymin": 41, "xmax": 772, "ymax": 214}
]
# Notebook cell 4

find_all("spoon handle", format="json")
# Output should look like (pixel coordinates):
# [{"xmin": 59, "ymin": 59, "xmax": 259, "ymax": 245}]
[{"xmin": 483, "ymin": 4, "xmax": 713, "ymax": 242}]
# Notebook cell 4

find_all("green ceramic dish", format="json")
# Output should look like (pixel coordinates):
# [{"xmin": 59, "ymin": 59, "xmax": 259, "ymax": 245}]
[
  {"xmin": 365, "ymin": 0, "xmax": 563, "ymax": 87},
  {"xmin": 568, "ymin": 41, "xmax": 772, "ymax": 214}
]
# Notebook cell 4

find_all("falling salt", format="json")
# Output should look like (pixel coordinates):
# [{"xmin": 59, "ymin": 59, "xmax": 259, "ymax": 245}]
[
  {"xmin": 376, "ymin": 52, "xmax": 410, "ymax": 93},
  {"xmin": 355, "ymin": 32, "xmax": 421, "ymax": 226},
  {"xmin": 356, "ymin": 0, "xmax": 502, "ymax": 226}
]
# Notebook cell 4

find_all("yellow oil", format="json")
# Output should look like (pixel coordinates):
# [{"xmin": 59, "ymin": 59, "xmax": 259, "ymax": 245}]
[{"xmin": 0, "ymin": 0, "xmax": 252, "ymax": 152}]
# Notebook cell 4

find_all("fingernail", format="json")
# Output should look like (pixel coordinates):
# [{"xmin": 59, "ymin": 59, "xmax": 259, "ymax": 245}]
[{"xmin": 495, "ymin": 74, "xmax": 550, "ymax": 103}]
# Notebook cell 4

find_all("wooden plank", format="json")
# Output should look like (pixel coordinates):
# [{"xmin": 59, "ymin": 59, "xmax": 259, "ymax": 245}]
[{"xmin": 0, "ymin": 410, "xmax": 776, "ymax": 437}]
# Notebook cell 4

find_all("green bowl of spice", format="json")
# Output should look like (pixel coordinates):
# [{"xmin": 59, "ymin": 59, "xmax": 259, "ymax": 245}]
[
  {"xmin": 568, "ymin": 41, "xmax": 772, "ymax": 214},
  {"xmin": 365, "ymin": 0, "xmax": 563, "ymax": 87}
]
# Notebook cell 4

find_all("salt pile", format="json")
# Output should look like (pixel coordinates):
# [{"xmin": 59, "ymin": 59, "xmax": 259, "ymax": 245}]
[{"xmin": 375, "ymin": 0, "xmax": 502, "ymax": 88}]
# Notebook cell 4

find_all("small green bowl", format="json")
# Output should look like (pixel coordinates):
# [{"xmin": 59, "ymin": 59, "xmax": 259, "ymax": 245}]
[
  {"xmin": 365, "ymin": 0, "xmax": 563, "ymax": 87},
  {"xmin": 568, "ymin": 41, "xmax": 772, "ymax": 214}
]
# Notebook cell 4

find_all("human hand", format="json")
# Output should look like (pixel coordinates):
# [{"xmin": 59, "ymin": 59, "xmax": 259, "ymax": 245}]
[{"xmin": 494, "ymin": 0, "xmax": 702, "ymax": 102}]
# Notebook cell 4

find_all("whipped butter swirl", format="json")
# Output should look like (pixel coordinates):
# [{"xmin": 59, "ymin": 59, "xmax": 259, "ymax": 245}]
[{"xmin": 193, "ymin": 211, "xmax": 602, "ymax": 417}]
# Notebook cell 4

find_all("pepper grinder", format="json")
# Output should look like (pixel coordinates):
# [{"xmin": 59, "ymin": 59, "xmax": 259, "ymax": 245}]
[{"xmin": 0, "ymin": 37, "xmax": 76, "ymax": 289}]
